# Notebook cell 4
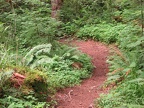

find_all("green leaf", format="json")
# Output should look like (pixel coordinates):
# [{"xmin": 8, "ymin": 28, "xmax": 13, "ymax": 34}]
[{"xmin": 129, "ymin": 62, "xmax": 136, "ymax": 68}]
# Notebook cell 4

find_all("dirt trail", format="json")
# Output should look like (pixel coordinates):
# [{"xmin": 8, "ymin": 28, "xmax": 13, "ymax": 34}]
[{"xmin": 55, "ymin": 39, "xmax": 110, "ymax": 108}]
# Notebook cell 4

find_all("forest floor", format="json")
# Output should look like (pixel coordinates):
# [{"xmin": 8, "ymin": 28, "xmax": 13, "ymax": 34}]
[{"xmin": 55, "ymin": 38, "xmax": 110, "ymax": 108}]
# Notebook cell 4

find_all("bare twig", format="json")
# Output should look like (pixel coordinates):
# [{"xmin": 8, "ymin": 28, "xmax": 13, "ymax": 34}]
[{"xmin": 68, "ymin": 90, "xmax": 73, "ymax": 100}]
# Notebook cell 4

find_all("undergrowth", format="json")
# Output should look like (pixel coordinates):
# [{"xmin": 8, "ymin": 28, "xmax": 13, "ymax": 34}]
[
  {"xmin": 94, "ymin": 1, "xmax": 144, "ymax": 107},
  {"xmin": 0, "ymin": 41, "xmax": 93, "ymax": 107},
  {"xmin": 0, "ymin": 0, "xmax": 144, "ymax": 107},
  {"xmin": 96, "ymin": 36, "xmax": 144, "ymax": 108},
  {"xmin": 77, "ymin": 23, "xmax": 141, "ymax": 44}
]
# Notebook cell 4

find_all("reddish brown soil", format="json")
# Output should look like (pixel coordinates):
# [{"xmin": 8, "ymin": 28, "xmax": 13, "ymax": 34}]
[{"xmin": 55, "ymin": 39, "xmax": 110, "ymax": 108}]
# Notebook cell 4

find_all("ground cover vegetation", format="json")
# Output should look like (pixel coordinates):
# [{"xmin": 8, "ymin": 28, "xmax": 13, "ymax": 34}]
[
  {"xmin": 0, "ymin": 0, "xmax": 144, "ymax": 107},
  {"xmin": 60, "ymin": 0, "xmax": 144, "ymax": 107},
  {"xmin": 0, "ymin": 0, "xmax": 93, "ymax": 107}
]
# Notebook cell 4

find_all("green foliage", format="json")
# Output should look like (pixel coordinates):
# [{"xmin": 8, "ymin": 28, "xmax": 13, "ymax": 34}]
[
  {"xmin": 77, "ymin": 23, "xmax": 141, "ymax": 44},
  {"xmin": 97, "ymin": 78, "xmax": 144, "ymax": 108},
  {"xmin": 0, "ymin": 67, "xmax": 52, "ymax": 107},
  {"xmin": 0, "ymin": 42, "xmax": 93, "ymax": 107},
  {"xmin": 23, "ymin": 43, "xmax": 93, "ymax": 90},
  {"xmin": 89, "ymin": 1, "xmax": 144, "ymax": 107},
  {"xmin": 48, "ymin": 69, "xmax": 90, "ymax": 89},
  {"xmin": 60, "ymin": 0, "xmax": 143, "ymax": 36},
  {"xmin": 77, "ymin": 23, "xmax": 117, "ymax": 43},
  {"xmin": 60, "ymin": 0, "xmax": 111, "ymax": 23},
  {"xmin": 97, "ymin": 25, "xmax": 144, "ymax": 108},
  {"xmin": 0, "ymin": 95, "xmax": 50, "ymax": 108},
  {"xmin": 60, "ymin": 0, "xmax": 113, "ymax": 37},
  {"xmin": 61, "ymin": 22, "xmax": 78, "ymax": 36},
  {"xmin": 0, "ymin": 45, "xmax": 16, "ymax": 67},
  {"xmin": 0, "ymin": 22, "xmax": 7, "ymax": 42},
  {"xmin": 0, "ymin": 70, "xmax": 13, "ymax": 89},
  {"xmin": 23, "ymin": 44, "xmax": 52, "ymax": 67},
  {"xmin": 120, "ymin": 8, "xmax": 142, "ymax": 22},
  {"xmin": 107, "ymin": 50, "xmax": 141, "ymax": 83},
  {"xmin": 0, "ymin": 0, "xmax": 62, "ymax": 49},
  {"xmin": 50, "ymin": 44, "xmax": 93, "ymax": 71},
  {"xmin": 1, "ymin": 0, "xmax": 143, "ymax": 107}
]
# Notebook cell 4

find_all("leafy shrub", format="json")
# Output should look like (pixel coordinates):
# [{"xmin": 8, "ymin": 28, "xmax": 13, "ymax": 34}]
[
  {"xmin": 0, "ymin": 22, "xmax": 7, "ymax": 44},
  {"xmin": 77, "ymin": 23, "xmax": 141, "ymax": 44},
  {"xmin": 97, "ymin": 77, "xmax": 144, "ymax": 108},
  {"xmin": 60, "ymin": 0, "xmax": 111, "ymax": 23},
  {"xmin": 0, "ymin": 1, "xmax": 62, "ymax": 49},
  {"xmin": 48, "ymin": 69, "xmax": 91, "ymax": 89},
  {"xmin": 23, "ymin": 44, "xmax": 52, "ymax": 67},
  {"xmin": 0, "ymin": 45, "xmax": 17, "ymax": 68},
  {"xmin": 23, "ymin": 43, "xmax": 93, "ymax": 90},
  {"xmin": 97, "ymin": 50, "xmax": 144, "ymax": 108},
  {"xmin": 61, "ymin": 22, "xmax": 78, "ymax": 36},
  {"xmin": 106, "ymin": 51, "xmax": 139, "ymax": 84},
  {"xmin": 76, "ymin": 23, "xmax": 120, "ymax": 43},
  {"xmin": 116, "ymin": 25, "xmax": 141, "ymax": 49},
  {"xmin": 0, "ymin": 42, "xmax": 93, "ymax": 107},
  {"xmin": 97, "ymin": 24, "xmax": 144, "ymax": 108},
  {"xmin": 0, "ymin": 95, "xmax": 50, "ymax": 108},
  {"xmin": 0, "ymin": 67, "xmax": 52, "ymax": 107},
  {"xmin": 0, "ymin": 70, "xmax": 13, "ymax": 94}
]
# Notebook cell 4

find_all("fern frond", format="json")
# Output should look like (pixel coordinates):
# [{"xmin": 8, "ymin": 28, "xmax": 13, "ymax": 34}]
[
  {"xmin": 30, "ymin": 57, "xmax": 53, "ymax": 69},
  {"xmin": 0, "ymin": 69, "xmax": 14, "ymax": 87},
  {"xmin": 23, "ymin": 44, "xmax": 52, "ymax": 66}
]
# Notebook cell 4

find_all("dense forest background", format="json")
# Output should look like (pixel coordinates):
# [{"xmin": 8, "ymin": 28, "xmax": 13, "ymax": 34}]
[{"xmin": 0, "ymin": 0, "xmax": 144, "ymax": 107}]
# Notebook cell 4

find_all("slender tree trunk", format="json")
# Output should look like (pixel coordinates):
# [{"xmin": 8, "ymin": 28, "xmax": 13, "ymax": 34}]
[
  {"xmin": 51, "ymin": 0, "xmax": 63, "ymax": 19},
  {"xmin": 140, "ymin": 0, "xmax": 144, "ymax": 36}
]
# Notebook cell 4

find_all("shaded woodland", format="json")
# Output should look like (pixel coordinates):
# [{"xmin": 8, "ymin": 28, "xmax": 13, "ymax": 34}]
[{"xmin": 0, "ymin": 0, "xmax": 144, "ymax": 107}]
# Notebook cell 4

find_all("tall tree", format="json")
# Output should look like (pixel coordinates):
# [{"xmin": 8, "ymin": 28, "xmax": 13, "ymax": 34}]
[{"xmin": 51, "ymin": 0, "xmax": 63, "ymax": 19}]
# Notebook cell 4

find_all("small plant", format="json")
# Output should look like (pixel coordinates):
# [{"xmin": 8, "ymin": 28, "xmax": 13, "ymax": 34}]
[
  {"xmin": 77, "ymin": 23, "xmax": 141, "ymax": 44},
  {"xmin": 61, "ymin": 22, "xmax": 78, "ymax": 36},
  {"xmin": 22, "ymin": 43, "xmax": 93, "ymax": 90},
  {"xmin": 0, "ymin": 95, "xmax": 50, "ymax": 108},
  {"xmin": 23, "ymin": 44, "xmax": 52, "ymax": 67}
]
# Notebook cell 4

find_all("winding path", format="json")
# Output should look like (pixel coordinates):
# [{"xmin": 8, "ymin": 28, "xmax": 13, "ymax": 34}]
[{"xmin": 55, "ymin": 39, "xmax": 110, "ymax": 108}]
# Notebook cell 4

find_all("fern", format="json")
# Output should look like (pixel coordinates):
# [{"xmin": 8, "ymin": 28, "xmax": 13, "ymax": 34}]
[
  {"xmin": 0, "ymin": 69, "xmax": 14, "ymax": 88},
  {"xmin": 107, "ymin": 49, "xmax": 140, "ymax": 84},
  {"xmin": 30, "ymin": 57, "xmax": 53, "ymax": 69},
  {"xmin": 0, "ymin": 95, "xmax": 50, "ymax": 108},
  {"xmin": 23, "ymin": 44, "xmax": 52, "ymax": 66},
  {"xmin": 98, "ymin": 24, "xmax": 144, "ymax": 108},
  {"xmin": 0, "ymin": 45, "xmax": 18, "ymax": 67}
]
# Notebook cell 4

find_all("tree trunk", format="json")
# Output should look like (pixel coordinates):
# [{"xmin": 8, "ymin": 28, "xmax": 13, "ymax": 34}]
[{"xmin": 51, "ymin": 0, "xmax": 63, "ymax": 19}]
